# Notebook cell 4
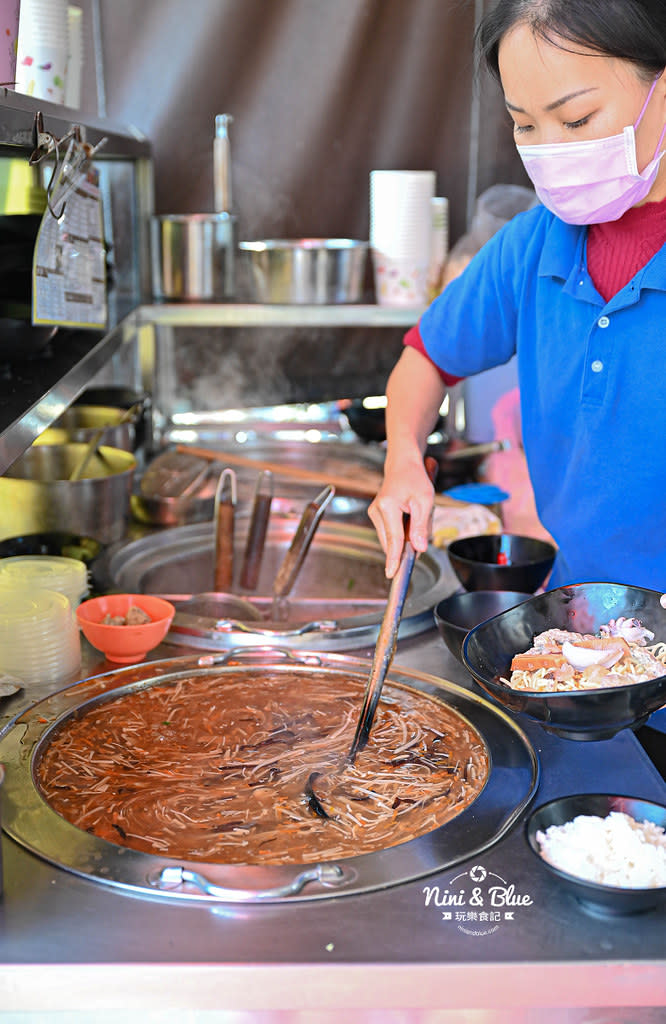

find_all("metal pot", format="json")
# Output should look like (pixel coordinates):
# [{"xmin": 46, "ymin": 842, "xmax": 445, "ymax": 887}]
[
  {"xmin": 133, "ymin": 438, "xmax": 384, "ymax": 526},
  {"xmin": 74, "ymin": 388, "xmax": 153, "ymax": 452},
  {"xmin": 238, "ymin": 238, "xmax": 368, "ymax": 304},
  {"xmin": 0, "ymin": 443, "xmax": 136, "ymax": 544},
  {"xmin": 40, "ymin": 404, "xmax": 137, "ymax": 452},
  {"xmin": 151, "ymin": 213, "xmax": 237, "ymax": 301}
]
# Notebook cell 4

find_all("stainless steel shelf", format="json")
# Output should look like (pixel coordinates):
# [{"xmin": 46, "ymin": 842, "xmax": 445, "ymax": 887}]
[
  {"xmin": 0, "ymin": 88, "xmax": 150, "ymax": 159},
  {"xmin": 137, "ymin": 303, "xmax": 424, "ymax": 329}
]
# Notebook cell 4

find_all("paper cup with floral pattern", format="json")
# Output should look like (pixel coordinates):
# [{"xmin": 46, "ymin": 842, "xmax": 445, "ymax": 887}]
[
  {"xmin": 15, "ymin": 0, "xmax": 68, "ymax": 103},
  {"xmin": 0, "ymin": 0, "xmax": 20, "ymax": 86},
  {"xmin": 372, "ymin": 250, "xmax": 429, "ymax": 307}
]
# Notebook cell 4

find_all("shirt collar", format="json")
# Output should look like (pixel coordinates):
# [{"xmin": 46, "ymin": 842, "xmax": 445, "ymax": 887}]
[
  {"xmin": 536, "ymin": 208, "xmax": 666, "ymax": 303},
  {"xmin": 536, "ymin": 213, "xmax": 586, "ymax": 285}
]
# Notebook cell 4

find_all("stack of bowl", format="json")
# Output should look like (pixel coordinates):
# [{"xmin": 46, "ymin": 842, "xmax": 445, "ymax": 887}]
[
  {"xmin": 434, "ymin": 533, "xmax": 556, "ymax": 665},
  {"xmin": 0, "ymin": 555, "xmax": 89, "ymax": 607},
  {"xmin": 0, "ymin": 585, "xmax": 80, "ymax": 685}
]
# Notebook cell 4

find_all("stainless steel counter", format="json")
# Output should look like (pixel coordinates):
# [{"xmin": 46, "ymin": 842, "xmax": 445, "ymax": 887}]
[{"xmin": 1, "ymin": 628, "xmax": 665, "ymax": 1021}]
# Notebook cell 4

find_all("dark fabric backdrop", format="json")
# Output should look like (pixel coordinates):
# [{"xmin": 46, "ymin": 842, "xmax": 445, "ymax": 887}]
[
  {"xmin": 84, "ymin": 0, "xmax": 529, "ymax": 409},
  {"xmin": 97, "ymin": 0, "xmax": 527, "ymax": 246}
]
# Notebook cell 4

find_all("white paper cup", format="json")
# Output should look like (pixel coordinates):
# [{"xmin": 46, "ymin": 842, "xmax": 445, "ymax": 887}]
[
  {"xmin": 64, "ymin": 5, "xmax": 82, "ymax": 108},
  {"xmin": 16, "ymin": 0, "xmax": 68, "ymax": 103},
  {"xmin": 370, "ymin": 170, "xmax": 436, "ymax": 258},
  {"xmin": 15, "ymin": 42, "xmax": 67, "ymax": 103},
  {"xmin": 372, "ymin": 249, "xmax": 429, "ymax": 307},
  {"xmin": 0, "ymin": 0, "xmax": 20, "ymax": 86}
]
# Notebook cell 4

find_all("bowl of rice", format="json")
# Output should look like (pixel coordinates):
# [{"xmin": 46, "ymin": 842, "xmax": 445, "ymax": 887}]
[
  {"xmin": 526, "ymin": 794, "xmax": 666, "ymax": 916},
  {"xmin": 462, "ymin": 582, "xmax": 666, "ymax": 740}
]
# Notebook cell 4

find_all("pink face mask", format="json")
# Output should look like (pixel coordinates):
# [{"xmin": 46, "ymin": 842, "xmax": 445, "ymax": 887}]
[{"xmin": 516, "ymin": 77, "xmax": 666, "ymax": 225}]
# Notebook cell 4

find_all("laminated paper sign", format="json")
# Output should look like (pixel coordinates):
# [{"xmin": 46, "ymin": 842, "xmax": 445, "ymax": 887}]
[{"xmin": 32, "ymin": 174, "xmax": 107, "ymax": 329}]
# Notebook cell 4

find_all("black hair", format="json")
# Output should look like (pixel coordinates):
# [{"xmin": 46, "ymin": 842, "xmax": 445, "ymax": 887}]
[{"xmin": 478, "ymin": 0, "xmax": 666, "ymax": 82}]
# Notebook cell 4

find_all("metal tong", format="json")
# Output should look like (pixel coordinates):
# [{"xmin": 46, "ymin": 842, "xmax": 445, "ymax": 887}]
[
  {"xmin": 306, "ymin": 456, "xmax": 438, "ymax": 818},
  {"xmin": 239, "ymin": 470, "xmax": 273, "ymax": 591},
  {"xmin": 271, "ymin": 484, "xmax": 335, "ymax": 616}
]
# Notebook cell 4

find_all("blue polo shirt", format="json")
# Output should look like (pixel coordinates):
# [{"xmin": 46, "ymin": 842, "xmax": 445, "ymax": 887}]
[{"xmin": 419, "ymin": 204, "xmax": 666, "ymax": 590}]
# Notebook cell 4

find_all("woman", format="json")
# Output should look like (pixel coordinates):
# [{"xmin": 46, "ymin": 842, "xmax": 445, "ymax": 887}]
[{"xmin": 368, "ymin": 0, "xmax": 666, "ymax": 590}]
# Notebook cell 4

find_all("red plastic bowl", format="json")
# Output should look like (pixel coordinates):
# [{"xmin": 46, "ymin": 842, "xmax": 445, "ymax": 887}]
[{"xmin": 76, "ymin": 593, "xmax": 175, "ymax": 663}]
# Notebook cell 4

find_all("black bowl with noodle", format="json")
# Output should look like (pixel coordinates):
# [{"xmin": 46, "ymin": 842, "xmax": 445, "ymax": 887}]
[
  {"xmin": 462, "ymin": 582, "xmax": 666, "ymax": 741},
  {"xmin": 526, "ymin": 793, "xmax": 666, "ymax": 916}
]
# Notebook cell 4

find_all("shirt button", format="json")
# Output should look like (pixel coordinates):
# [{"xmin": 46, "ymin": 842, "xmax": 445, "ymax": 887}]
[
  {"xmin": 591, "ymin": 359, "xmax": 604, "ymax": 373},
  {"xmin": 598, "ymin": 316, "xmax": 610, "ymax": 328}
]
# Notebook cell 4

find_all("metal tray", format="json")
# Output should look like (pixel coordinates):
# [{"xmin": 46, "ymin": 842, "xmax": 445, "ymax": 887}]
[
  {"xmin": 0, "ymin": 650, "xmax": 539, "ymax": 904},
  {"xmin": 100, "ymin": 520, "xmax": 460, "ymax": 650}
]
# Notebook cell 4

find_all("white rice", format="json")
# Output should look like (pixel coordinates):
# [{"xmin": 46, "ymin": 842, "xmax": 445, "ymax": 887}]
[{"xmin": 536, "ymin": 810, "xmax": 666, "ymax": 888}]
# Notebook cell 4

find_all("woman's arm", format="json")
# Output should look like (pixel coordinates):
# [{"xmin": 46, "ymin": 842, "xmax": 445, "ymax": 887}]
[{"xmin": 368, "ymin": 346, "xmax": 447, "ymax": 577}]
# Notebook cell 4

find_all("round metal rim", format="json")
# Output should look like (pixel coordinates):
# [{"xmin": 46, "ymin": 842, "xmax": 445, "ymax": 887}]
[
  {"xmin": 0, "ymin": 650, "xmax": 539, "ymax": 904},
  {"xmin": 100, "ymin": 521, "xmax": 459, "ymax": 650}
]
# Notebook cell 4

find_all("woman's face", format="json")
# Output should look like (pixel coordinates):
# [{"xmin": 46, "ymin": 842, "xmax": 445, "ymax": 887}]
[{"xmin": 498, "ymin": 23, "xmax": 666, "ymax": 200}]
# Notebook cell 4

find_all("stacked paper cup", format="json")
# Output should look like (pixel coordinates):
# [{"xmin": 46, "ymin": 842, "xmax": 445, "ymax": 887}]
[
  {"xmin": 64, "ymin": 5, "xmax": 82, "ymax": 108},
  {"xmin": 427, "ymin": 196, "xmax": 450, "ymax": 301},
  {"xmin": 15, "ymin": 0, "xmax": 69, "ymax": 104},
  {"xmin": 370, "ymin": 170, "xmax": 436, "ymax": 307},
  {"xmin": 0, "ymin": 0, "xmax": 20, "ymax": 87},
  {"xmin": 0, "ymin": 585, "xmax": 81, "ymax": 686}
]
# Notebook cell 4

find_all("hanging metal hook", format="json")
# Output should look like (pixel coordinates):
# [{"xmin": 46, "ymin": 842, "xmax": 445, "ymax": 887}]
[{"xmin": 28, "ymin": 112, "xmax": 108, "ymax": 219}]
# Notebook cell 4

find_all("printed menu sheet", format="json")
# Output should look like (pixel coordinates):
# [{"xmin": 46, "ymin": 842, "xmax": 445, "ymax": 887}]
[{"xmin": 32, "ymin": 175, "xmax": 107, "ymax": 329}]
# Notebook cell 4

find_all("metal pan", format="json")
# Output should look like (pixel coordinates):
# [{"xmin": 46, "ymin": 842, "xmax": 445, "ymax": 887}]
[
  {"xmin": 0, "ymin": 650, "xmax": 539, "ymax": 903},
  {"xmin": 97, "ymin": 518, "xmax": 460, "ymax": 651}
]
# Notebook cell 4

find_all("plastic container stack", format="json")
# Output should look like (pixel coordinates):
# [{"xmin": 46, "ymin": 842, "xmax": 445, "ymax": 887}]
[
  {"xmin": 0, "ymin": 555, "xmax": 89, "ymax": 607},
  {"xmin": 0, "ymin": 585, "xmax": 81, "ymax": 686}
]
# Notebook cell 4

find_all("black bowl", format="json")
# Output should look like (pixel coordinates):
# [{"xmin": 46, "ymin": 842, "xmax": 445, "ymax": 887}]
[
  {"xmin": 434, "ymin": 590, "xmax": 532, "ymax": 664},
  {"xmin": 462, "ymin": 582, "xmax": 666, "ymax": 741},
  {"xmin": 446, "ymin": 533, "xmax": 556, "ymax": 593},
  {"xmin": 526, "ymin": 794, "xmax": 666, "ymax": 916}
]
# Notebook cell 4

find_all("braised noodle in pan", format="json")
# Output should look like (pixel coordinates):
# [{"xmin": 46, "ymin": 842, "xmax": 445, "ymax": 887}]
[
  {"xmin": 503, "ymin": 617, "xmax": 666, "ymax": 693},
  {"xmin": 36, "ymin": 671, "xmax": 489, "ymax": 865}
]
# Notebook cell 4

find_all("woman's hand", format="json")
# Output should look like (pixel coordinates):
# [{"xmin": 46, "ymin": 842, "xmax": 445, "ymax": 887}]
[
  {"xmin": 368, "ymin": 454, "xmax": 436, "ymax": 577},
  {"xmin": 368, "ymin": 347, "xmax": 447, "ymax": 577}
]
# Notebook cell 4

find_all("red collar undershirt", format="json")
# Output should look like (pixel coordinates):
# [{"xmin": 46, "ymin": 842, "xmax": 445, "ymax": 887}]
[{"xmin": 587, "ymin": 193, "xmax": 666, "ymax": 302}]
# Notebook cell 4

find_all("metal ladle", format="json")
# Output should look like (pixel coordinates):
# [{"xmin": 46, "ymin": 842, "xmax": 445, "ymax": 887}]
[{"xmin": 306, "ymin": 457, "xmax": 438, "ymax": 819}]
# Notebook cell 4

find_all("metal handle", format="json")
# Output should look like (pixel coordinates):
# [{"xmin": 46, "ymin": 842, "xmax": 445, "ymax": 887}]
[
  {"xmin": 152, "ymin": 863, "xmax": 346, "ymax": 901},
  {"xmin": 213, "ymin": 468, "xmax": 236, "ymax": 591},
  {"xmin": 347, "ymin": 456, "xmax": 438, "ymax": 761},
  {"xmin": 196, "ymin": 647, "xmax": 324, "ymax": 667},
  {"xmin": 239, "ymin": 470, "xmax": 273, "ymax": 591}
]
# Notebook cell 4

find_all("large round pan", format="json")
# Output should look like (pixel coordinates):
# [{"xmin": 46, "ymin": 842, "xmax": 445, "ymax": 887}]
[{"xmin": 0, "ymin": 649, "xmax": 539, "ymax": 904}]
